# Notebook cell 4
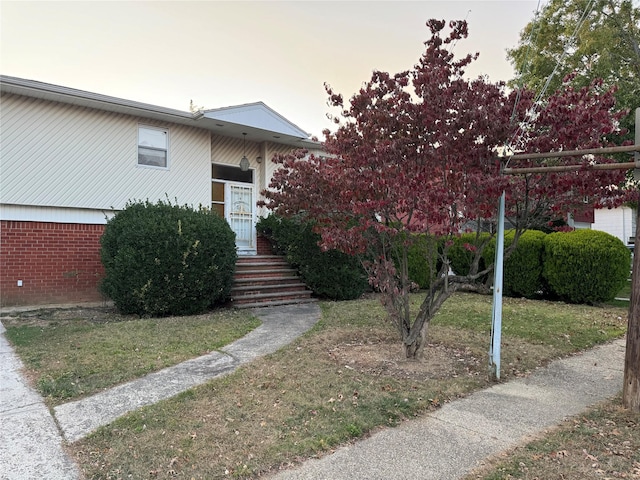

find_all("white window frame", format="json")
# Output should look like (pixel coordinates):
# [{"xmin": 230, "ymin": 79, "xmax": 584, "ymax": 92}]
[{"xmin": 138, "ymin": 125, "xmax": 169, "ymax": 169}]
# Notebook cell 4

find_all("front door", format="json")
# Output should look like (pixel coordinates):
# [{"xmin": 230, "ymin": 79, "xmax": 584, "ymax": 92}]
[
  {"xmin": 228, "ymin": 184, "xmax": 254, "ymax": 250},
  {"xmin": 212, "ymin": 164, "xmax": 256, "ymax": 253}
]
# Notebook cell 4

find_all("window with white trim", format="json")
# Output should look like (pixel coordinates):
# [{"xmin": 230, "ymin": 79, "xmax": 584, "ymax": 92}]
[{"xmin": 138, "ymin": 125, "xmax": 168, "ymax": 168}]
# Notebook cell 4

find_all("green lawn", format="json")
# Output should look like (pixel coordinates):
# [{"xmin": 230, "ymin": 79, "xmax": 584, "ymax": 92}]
[
  {"xmin": 4, "ymin": 308, "xmax": 260, "ymax": 405},
  {"xmin": 6, "ymin": 292, "xmax": 618, "ymax": 479}
]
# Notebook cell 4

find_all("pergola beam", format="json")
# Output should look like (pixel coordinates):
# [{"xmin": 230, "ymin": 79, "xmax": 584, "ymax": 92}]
[
  {"xmin": 502, "ymin": 144, "xmax": 640, "ymax": 175},
  {"xmin": 503, "ymin": 160, "xmax": 639, "ymax": 175}
]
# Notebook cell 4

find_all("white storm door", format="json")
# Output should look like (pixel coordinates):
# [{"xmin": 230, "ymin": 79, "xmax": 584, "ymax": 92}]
[{"xmin": 228, "ymin": 183, "xmax": 255, "ymax": 250}]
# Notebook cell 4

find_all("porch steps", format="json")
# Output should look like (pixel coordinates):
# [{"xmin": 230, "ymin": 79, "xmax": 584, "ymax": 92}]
[{"xmin": 230, "ymin": 255, "xmax": 315, "ymax": 308}]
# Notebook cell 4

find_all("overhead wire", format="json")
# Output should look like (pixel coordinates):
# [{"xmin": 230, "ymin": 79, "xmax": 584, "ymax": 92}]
[
  {"xmin": 506, "ymin": 0, "xmax": 597, "ymax": 157},
  {"xmin": 503, "ymin": 0, "xmax": 543, "ymax": 166},
  {"xmin": 447, "ymin": 9, "xmax": 472, "ymax": 54}
]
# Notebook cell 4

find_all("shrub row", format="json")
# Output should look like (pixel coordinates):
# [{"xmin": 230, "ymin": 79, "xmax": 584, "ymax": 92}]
[
  {"xmin": 100, "ymin": 201, "xmax": 629, "ymax": 314},
  {"xmin": 256, "ymin": 214, "xmax": 369, "ymax": 300},
  {"xmin": 542, "ymin": 229, "xmax": 630, "ymax": 304},
  {"xmin": 445, "ymin": 229, "xmax": 629, "ymax": 304}
]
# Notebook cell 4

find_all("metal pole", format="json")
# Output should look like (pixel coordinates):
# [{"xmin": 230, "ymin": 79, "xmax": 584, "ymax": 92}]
[{"xmin": 489, "ymin": 191, "xmax": 505, "ymax": 380}]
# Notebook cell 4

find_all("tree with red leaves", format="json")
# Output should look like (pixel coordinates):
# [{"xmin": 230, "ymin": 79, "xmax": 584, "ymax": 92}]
[{"xmin": 262, "ymin": 19, "xmax": 630, "ymax": 359}]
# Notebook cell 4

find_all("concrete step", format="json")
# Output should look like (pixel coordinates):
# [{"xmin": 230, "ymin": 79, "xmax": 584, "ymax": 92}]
[
  {"xmin": 232, "ymin": 297, "xmax": 318, "ymax": 309},
  {"xmin": 231, "ymin": 255, "xmax": 315, "ymax": 308},
  {"xmin": 235, "ymin": 262, "xmax": 289, "ymax": 270},
  {"xmin": 233, "ymin": 275, "xmax": 301, "ymax": 286},
  {"xmin": 231, "ymin": 283, "xmax": 308, "ymax": 296},
  {"xmin": 234, "ymin": 268, "xmax": 297, "ymax": 279},
  {"xmin": 231, "ymin": 289, "xmax": 313, "ymax": 307},
  {"xmin": 236, "ymin": 255, "xmax": 288, "ymax": 265}
]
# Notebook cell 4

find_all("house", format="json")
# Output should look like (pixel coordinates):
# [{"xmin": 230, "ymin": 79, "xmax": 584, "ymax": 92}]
[
  {"xmin": 569, "ymin": 206, "xmax": 636, "ymax": 249},
  {"xmin": 0, "ymin": 75, "xmax": 321, "ymax": 306}
]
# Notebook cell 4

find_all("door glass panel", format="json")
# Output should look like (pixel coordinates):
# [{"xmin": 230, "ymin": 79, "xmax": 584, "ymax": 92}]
[
  {"xmin": 212, "ymin": 181, "xmax": 224, "ymax": 202},
  {"xmin": 212, "ymin": 203, "xmax": 224, "ymax": 218}
]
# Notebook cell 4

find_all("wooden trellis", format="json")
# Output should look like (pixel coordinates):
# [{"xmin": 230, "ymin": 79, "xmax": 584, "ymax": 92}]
[{"xmin": 493, "ymin": 108, "xmax": 640, "ymax": 411}]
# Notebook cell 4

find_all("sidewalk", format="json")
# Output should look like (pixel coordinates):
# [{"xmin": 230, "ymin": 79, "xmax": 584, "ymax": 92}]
[
  {"xmin": 270, "ymin": 338, "xmax": 626, "ymax": 480},
  {"xmin": 0, "ymin": 321, "xmax": 80, "ymax": 480},
  {"xmin": 0, "ymin": 302, "xmax": 628, "ymax": 480}
]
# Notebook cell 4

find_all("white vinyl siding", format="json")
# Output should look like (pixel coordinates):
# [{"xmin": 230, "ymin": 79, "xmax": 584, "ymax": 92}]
[
  {"xmin": 211, "ymin": 133, "xmax": 260, "ymax": 168},
  {"xmin": 0, "ymin": 94, "xmax": 211, "ymax": 211},
  {"xmin": 0, "ymin": 204, "xmax": 115, "ymax": 224},
  {"xmin": 259, "ymin": 142, "xmax": 295, "ymax": 218},
  {"xmin": 592, "ymin": 206, "xmax": 636, "ymax": 247}
]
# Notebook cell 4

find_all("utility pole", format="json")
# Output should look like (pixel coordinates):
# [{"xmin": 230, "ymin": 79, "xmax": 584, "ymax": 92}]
[{"xmin": 623, "ymin": 107, "xmax": 640, "ymax": 412}]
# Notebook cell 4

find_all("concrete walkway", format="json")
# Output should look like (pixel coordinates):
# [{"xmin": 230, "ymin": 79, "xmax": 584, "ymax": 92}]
[
  {"xmin": 0, "ymin": 303, "xmax": 321, "ymax": 479},
  {"xmin": 54, "ymin": 303, "xmax": 320, "ymax": 442},
  {"xmin": 270, "ymin": 338, "xmax": 627, "ymax": 480},
  {"xmin": 0, "ymin": 302, "xmax": 629, "ymax": 480}
]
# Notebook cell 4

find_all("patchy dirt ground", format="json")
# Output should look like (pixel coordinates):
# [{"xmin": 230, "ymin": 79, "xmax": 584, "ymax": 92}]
[
  {"xmin": 1, "ymin": 306, "xmax": 143, "ymax": 327},
  {"xmin": 324, "ymin": 336, "xmax": 483, "ymax": 381}
]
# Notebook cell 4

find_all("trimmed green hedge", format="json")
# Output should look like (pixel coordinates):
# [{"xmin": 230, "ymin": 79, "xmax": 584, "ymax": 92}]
[
  {"xmin": 483, "ymin": 230, "xmax": 546, "ymax": 299},
  {"xmin": 256, "ymin": 214, "xmax": 368, "ymax": 300},
  {"xmin": 542, "ymin": 229, "xmax": 630, "ymax": 304},
  {"xmin": 100, "ymin": 200, "xmax": 237, "ymax": 316},
  {"xmin": 406, "ymin": 234, "xmax": 440, "ymax": 289}
]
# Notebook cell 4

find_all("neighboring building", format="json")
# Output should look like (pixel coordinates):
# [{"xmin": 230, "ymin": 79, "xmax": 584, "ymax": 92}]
[
  {"xmin": 0, "ymin": 76, "xmax": 321, "ymax": 306},
  {"xmin": 569, "ymin": 206, "xmax": 636, "ymax": 248}
]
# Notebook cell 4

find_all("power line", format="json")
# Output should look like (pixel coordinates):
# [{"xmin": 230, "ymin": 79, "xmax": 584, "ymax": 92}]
[
  {"xmin": 506, "ymin": 0, "xmax": 597, "ymax": 155},
  {"xmin": 509, "ymin": 0, "xmax": 543, "ymax": 125}
]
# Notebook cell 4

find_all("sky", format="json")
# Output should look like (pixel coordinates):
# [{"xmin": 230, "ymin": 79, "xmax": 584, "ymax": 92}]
[{"xmin": 1, "ymin": 1, "xmax": 544, "ymax": 139}]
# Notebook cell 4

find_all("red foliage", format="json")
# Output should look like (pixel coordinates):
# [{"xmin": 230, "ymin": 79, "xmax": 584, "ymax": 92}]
[
  {"xmin": 263, "ymin": 20, "xmax": 629, "ymax": 251},
  {"xmin": 259, "ymin": 19, "xmax": 632, "ymax": 357}
]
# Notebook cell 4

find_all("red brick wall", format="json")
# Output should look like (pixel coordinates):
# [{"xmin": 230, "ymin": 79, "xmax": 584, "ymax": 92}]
[
  {"xmin": 257, "ymin": 234, "xmax": 274, "ymax": 255},
  {"xmin": 0, "ymin": 221, "xmax": 105, "ymax": 306}
]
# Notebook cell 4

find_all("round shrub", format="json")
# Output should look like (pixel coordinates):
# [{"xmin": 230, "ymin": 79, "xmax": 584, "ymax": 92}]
[
  {"xmin": 257, "ymin": 214, "xmax": 368, "ymax": 300},
  {"xmin": 100, "ymin": 200, "xmax": 237, "ymax": 316},
  {"xmin": 406, "ymin": 234, "xmax": 440, "ymax": 289},
  {"xmin": 483, "ymin": 230, "xmax": 546, "ymax": 298},
  {"xmin": 542, "ymin": 229, "xmax": 630, "ymax": 304}
]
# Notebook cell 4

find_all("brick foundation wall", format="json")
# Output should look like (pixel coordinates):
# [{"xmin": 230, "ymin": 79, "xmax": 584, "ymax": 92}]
[
  {"xmin": 0, "ymin": 221, "xmax": 105, "ymax": 306},
  {"xmin": 257, "ymin": 234, "xmax": 274, "ymax": 255}
]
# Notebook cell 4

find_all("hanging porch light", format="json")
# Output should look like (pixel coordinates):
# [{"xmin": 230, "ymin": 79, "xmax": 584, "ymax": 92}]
[{"xmin": 240, "ymin": 132, "xmax": 250, "ymax": 171}]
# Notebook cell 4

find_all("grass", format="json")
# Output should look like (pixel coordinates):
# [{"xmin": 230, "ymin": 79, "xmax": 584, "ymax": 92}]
[
  {"xmin": 605, "ymin": 277, "xmax": 632, "ymax": 308},
  {"xmin": 617, "ymin": 279, "xmax": 632, "ymax": 299},
  {"xmin": 463, "ymin": 395, "xmax": 640, "ymax": 480},
  {"xmin": 28, "ymin": 292, "xmax": 625, "ymax": 479},
  {"xmin": 3, "ymin": 308, "xmax": 260, "ymax": 405},
  {"xmin": 432, "ymin": 294, "xmax": 626, "ymax": 352}
]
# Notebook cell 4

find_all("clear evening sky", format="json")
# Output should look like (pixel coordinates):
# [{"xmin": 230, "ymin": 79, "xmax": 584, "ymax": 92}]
[{"xmin": 1, "ymin": 1, "xmax": 544, "ymax": 138}]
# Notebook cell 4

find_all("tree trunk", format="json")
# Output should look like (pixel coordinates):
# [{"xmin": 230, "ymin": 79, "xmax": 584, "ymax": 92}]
[
  {"xmin": 403, "ymin": 319, "xmax": 429, "ymax": 359},
  {"xmin": 624, "ymin": 301, "xmax": 640, "ymax": 411}
]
